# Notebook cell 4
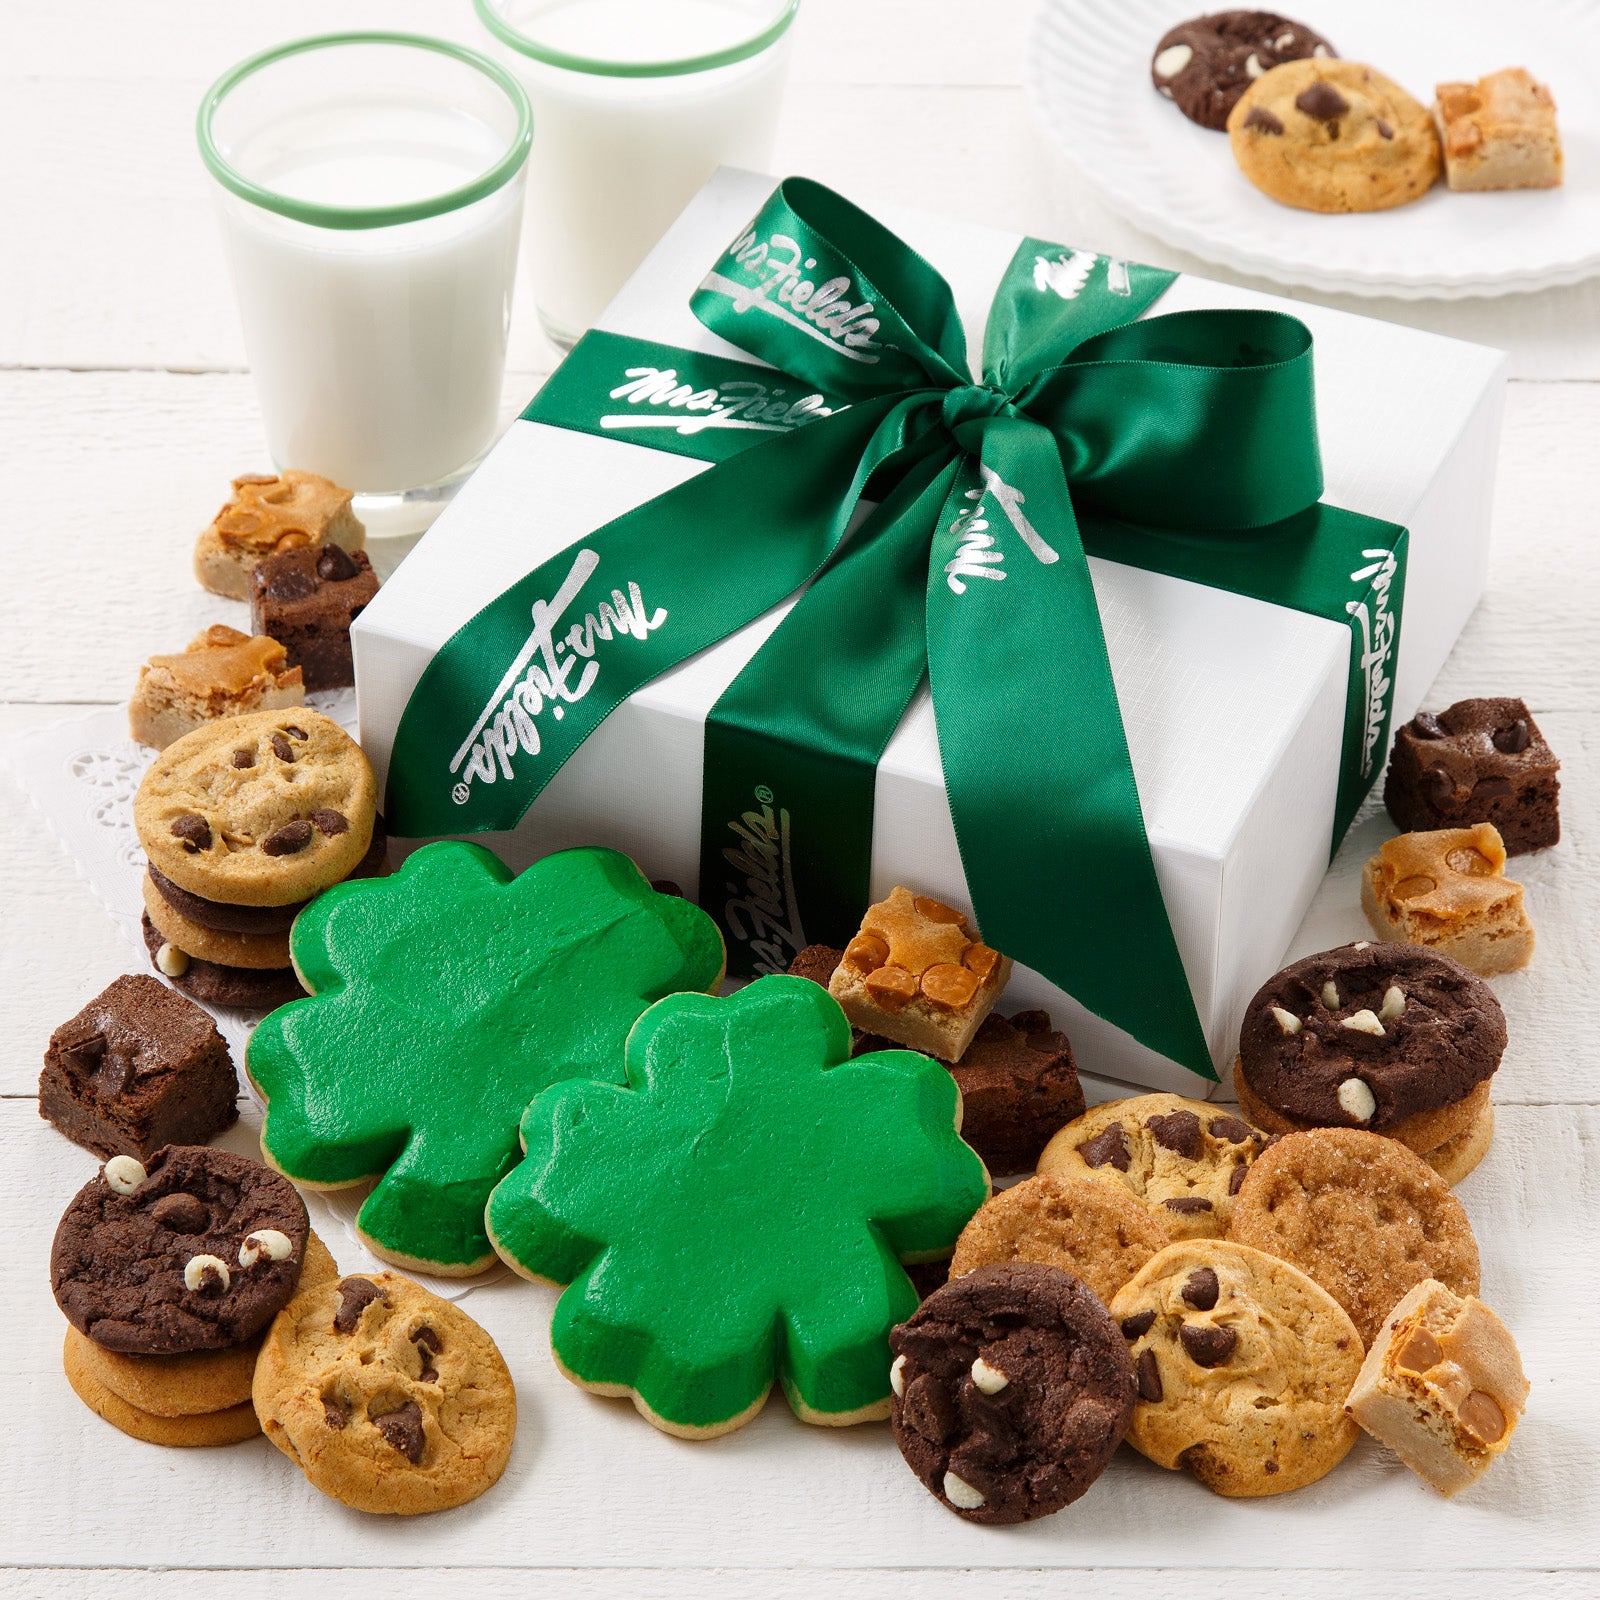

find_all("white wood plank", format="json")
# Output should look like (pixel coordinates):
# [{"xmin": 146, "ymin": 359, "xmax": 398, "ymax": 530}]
[{"xmin": 4, "ymin": 1098, "xmax": 1594, "ymax": 1571}]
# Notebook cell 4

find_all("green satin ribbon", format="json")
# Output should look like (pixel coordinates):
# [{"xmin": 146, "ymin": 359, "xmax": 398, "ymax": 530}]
[{"xmin": 387, "ymin": 178, "xmax": 1407, "ymax": 1079}]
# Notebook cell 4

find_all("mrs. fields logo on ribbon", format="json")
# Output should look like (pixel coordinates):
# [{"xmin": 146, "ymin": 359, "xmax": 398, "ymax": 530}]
[
  {"xmin": 1032, "ymin": 248, "xmax": 1133, "ymax": 301},
  {"xmin": 600, "ymin": 366, "xmax": 839, "ymax": 440},
  {"xmin": 698, "ymin": 227, "xmax": 884, "ymax": 363},
  {"xmin": 1347, "ymin": 546, "xmax": 1400, "ymax": 780},
  {"xmin": 720, "ymin": 784, "xmax": 808, "ymax": 976},
  {"xmin": 945, "ymin": 465, "xmax": 1061, "ymax": 594},
  {"xmin": 449, "ymin": 550, "xmax": 667, "ymax": 803}
]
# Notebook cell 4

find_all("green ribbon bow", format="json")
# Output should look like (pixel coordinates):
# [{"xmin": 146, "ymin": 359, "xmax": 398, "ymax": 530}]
[{"xmin": 387, "ymin": 178, "xmax": 1407, "ymax": 1079}]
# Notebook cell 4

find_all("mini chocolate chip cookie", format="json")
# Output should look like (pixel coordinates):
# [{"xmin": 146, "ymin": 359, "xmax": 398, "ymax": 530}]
[
  {"xmin": 134, "ymin": 709, "xmax": 376, "ymax": 908},
  {"xmin": 1228, "ymin": 58, "xmax": 1441, "ymax": 212},
  {"xmin": 254, "ymin": 1272, "xmax": 515, "ymax": 1515},
  {"xmin": 1110, "ymin": 1239, "xmax": 1362, "ymax": 1496},
  {"xmin": 889, "ymin": 1263, "xmax": 1134, "ymax": 1523},
  {"xmin": 1229, "ymin": 1128, "xmax": 1481, "ymax": 1346},
  {"xmin": 949, "ymin": 1173, "xmax": 1168, "ymax": 1307},
  {"xmin": 1036, "ymin": 1094, "xmax": 1269, "ymax": 1240},
  {"xmin": 1151, "ymin": 11, "xmax": 1336, "ymax": 130},
  {"xmin": 52, "ymin": 1146, "xmax": 310, "ymax": 1354},
  {"xmin": 1236, "ymin": 941, "xmax": 1503, "ymax": 1175}
]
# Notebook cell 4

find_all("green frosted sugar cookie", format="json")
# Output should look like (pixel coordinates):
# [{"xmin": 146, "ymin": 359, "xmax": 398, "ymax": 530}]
[
  {"xmin": 247, "ymin": 842, "xmax": 725, "ymax": 1274},
  {"xmin": 487, "ymin": 974, "xmax": 991, "ymax": 1437}
]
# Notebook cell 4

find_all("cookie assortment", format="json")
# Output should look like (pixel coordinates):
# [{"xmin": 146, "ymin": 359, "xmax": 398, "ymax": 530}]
[{"xmin": 1149, "ymin": 11, "xmax": 1564, "ymax": 211}]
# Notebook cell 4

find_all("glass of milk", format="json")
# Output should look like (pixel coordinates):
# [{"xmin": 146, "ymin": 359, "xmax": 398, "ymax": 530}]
[
  {"xmin": 198, "ymin": 33, "xmax": 533, "ymax": 535},
  {"xmin": 475, "ymin": 0, "xmax": 798, "ymax": 347}
]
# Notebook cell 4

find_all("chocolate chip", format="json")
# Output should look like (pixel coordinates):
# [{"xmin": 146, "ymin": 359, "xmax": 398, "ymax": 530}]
[
  {"xmin": 1181, "ymin": 1268, "xmax": 1220, "ymax": 1311},
  {"xmin": 1375, "ymin": 118, "xmax": 1394, "ymax": 139},
  {"xmin": 149, "ymin": 1192, "xmax": 209, "ymax": 1234},
  {"xmin": 1411, "ymin": 712, "xmax": 1445, "ymax": 739},
  {"xmin": 1493, "ymin": 719, "xmax": 1531, "ymax": 754},
  {"xmin": 374, "ymin": 1400, "xmax": 425, "ymax": 1463},
  {"xmin": 1472, "ymin": 776, "xmax": 1515, "ymax": 800},
  {"xmin": 1136, "ymin": 1348, "xmax": 1163, "ymax": 1402},
  {"xmin": 170, "ymin": 813, "xmax": 211, "ymax": 852},
  {"xmin": 315, "ymin": 545, "xmax": 360, "ymax": 583},
  {"xmin": 265, "ymin": 567, "xmax": 317, "ymax": 605},
  {"xmin": 1164, "ymin": 1197, "xmax": 1214, "ymax": 1215},
  {"xmin": 1229, "ymin": 1162, "xmax": 1250, "ymax": 1196},
  {"xmin": 1295, "ymin": 81, "xmax": 1349, "ymax": 120},
  {"xmin": 1179, "ymin": 1322, "xmax": 1237, "ymax": 1367},
  {"xmin": 333, "ymin": 1276, "xmax": 387, "ymax": 1334},
  {"xmin": 310, "ymin": 808, "xmax": 349, "ymax": 837},
  {"xmin": 1420, "ymin": 764, "xmax": 1455, "ymax": 806},
  {"xmin": 412, "ymin": 1325, "xmax": 442, "ymax": 1384},
  {"xmin": 322, "ymin": 1394, "xmax": 348, "ymax": 1429},
  {"xmin": 649, "ymin": 878, "xmax": 683, "ymax": 898},
  {"xmin": 1265, "ymin": 1459, "xmax": 1280, "ymax": 1474},
  {"xmin": 1120, "ymin": 1310, "xmax": 1156, "ymax": 1340},
  {"xmin": 261, "ymin": 819, "xmax": 313, "ymax": 856},
  {"xmin": 232, "ymin": 748, "xmax": 255, "ymax": 769},
  {"xmin": 1079, "ymin": 1123, "xmax": 1129, "ymax": 1172},
  {"xmin": 1209, "ymin": 1116, "xmax": 1253, "ymax": 1145},
  {"xmin": 1146, "ymin": 1110, "xmax": 1202, "ymax": 1160},
  {"xmin": 902, "ymin": 1372, "xmax": 955, "ymax": 1444},
  {"xmin": 284, "ymin": 726, "xmax": 308, "ymax": 741},
  {"xmin": 1243, "ymin": 105, "xmax": 1285, "ymax": 135},
  {"xmin": 270, "ymin": 734, "xmax": 295, "ymax": 764}
]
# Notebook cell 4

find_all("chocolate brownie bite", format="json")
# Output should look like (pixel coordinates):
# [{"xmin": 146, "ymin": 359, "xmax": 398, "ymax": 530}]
[
  {"xmin": 890, "ymin": 1262, "xmax": 1135, "ymax": 1523},
  {"xmin": 1151, "ymin": 11, "xmax": 1335, "ymax": 129},
  {"xmin": 52, "ymin": 1146, "xmax": 311, "ymax": 1354},
  {"xmin": 39, "ymin": 976, "xmax": 239, "ymax": 1160},
  {"xmin": 251, "ymin": 542, "xmax": 380, "ymax": 692},
  {"xmin": 1384, "ymin": 698, "xmax": 1560, "ymax": 854}
]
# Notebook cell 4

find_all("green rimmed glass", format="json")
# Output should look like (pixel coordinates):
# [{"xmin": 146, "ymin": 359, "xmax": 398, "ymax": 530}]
[{"xmin": 473, "ymin": 0, "xmax": 799, "ymax": 77}]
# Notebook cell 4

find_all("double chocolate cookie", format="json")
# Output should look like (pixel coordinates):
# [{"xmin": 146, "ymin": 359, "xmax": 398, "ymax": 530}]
[
  {"xmin": 52, "ymin": 1145, "xmax": 310, "ymax": 1353},
  {"xmin": 889, "ymin": 1262, "xmax": 1134, "ymax": 1523},
  {"xmin": 1236, "ymin": 941, "xmax": 1502, "ymax": 1181},
  {"xmin": 1151, "ymin": 11, "xmax": 1335, "ymax": 129}
]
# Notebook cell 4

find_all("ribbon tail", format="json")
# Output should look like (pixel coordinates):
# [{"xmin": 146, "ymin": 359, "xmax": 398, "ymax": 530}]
[
  {"xmin": 701, "ymin": 449, "xmax": 960, "ymax": 974},
  {"xmin": 925, "ymin": 416, "xmax": 1215, "ymax": 1079}
]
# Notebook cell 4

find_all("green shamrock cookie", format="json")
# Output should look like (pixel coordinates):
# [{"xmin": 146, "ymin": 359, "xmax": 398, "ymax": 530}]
[
  {"xmin": 486, "ymin": 974, "xmax": 990, "ymax": 1437},
  {"xmin": 247, "ymin": 842, "xmax": 725, "ymax": 1274}
]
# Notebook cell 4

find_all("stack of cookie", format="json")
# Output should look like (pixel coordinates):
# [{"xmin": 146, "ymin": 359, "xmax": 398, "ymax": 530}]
[
  {"xmin": 53, "ymin": 1147, "xmax": 335, "ymax": 1445},
  {"xmin": 134, "ymin": 707, "xmax": 384, "ymax": 1008}
]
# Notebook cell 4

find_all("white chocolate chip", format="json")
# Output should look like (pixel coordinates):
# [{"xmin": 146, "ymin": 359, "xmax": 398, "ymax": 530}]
[
  {"xmin": 1353, "ymin": 941, "xmax": 1371, "ymax": 950},
  {"xmin": 1313, "ymin": 43, "xmax": 1330, "ymax": 57},
  {"xmin": 943, "ymin": 1471, "xmax": 987, "ymax": 1510},
  {"xmin": 1275, "ymin": 30, "xmax": 1296, "ymax": 47},
  {"xmin": 238, "ymin": 1228, "xmax": 293, "ymax": 1268},
  {"xmin": 1153, "ymin": 43, "xmax": 1193, "ymax": 80},
  {"xmin": 971, "ymin": 1357, "xmax": 1009, "ymax": 1395},
  {"xmin": 1337, "ymin": 1077, "xmax": 1378, "ymax": 1122},
  {"xmin": 1322, "ymin": 981, "xmax": 1340, "ymax": 1010},
  {"xmin": 1270, "ymin": 1006, "xmax": 1303, "ymax": 1036},
  {"xmin": 890, "ymin": 1354, "xmax": 907, "ymax": 1399},
  {"xmin": 155, "ymin": 942, "xmax": 190, "ymax": 978},
  {"xmin": 1245, "ymin": 52, "xmax": 1265, "ymax": 78},
  {"xmin": 102, "ymin": 1155, "xmax": 147, "ymax": 1196},
  {"xmin": 1379, "ymin": 985, "xmax": 1406, "ymax": 1022},
  {"xmin": 1340, "ymin": 1010, "xmax": 1385, "ymax": 1037},
  {"xmin": 184, "ymin": 1254, "xmax": 230, "ymax": 1293}
]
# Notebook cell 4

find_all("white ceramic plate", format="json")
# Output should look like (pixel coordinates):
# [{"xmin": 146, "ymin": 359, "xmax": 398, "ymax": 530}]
[{"xmin": 1027, "ymin": 0, "xmax": 1600, "ymax": 297}]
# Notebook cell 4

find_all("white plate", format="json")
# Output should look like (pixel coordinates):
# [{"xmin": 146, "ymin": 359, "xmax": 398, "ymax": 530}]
[{"xmin": 1027, "ymin": 0, "xmax": 1600, "ymax": 298}]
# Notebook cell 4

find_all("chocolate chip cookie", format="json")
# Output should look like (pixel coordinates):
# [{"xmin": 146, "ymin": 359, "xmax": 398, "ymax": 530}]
[
  {"xmin": 1151, "ymin": 11, "xmax": 1335, "ymax": 129},
  {"xmin": 134, "ymin": 709, "xmax": 376, "ymax": 907},
  {"xmin": 1036, "ymin": 1094, "xmax": 1269, "ymax": 1239},
  {"xmin": 889, "ymin": 1263, "xmax": 1134, "ymax": 1523},
  {"xmin": 254, "ymin": 1272, "xmax": 516, "ymax": 1515},
  {"xmin": 1229, "ymin": 1128, "xmax": 1481, "ymax": 1346},
  {"xmin": 52, "ymin": 1146, "xmax": 310, "ymax": 1354},
  {"xmin": 1236, "ymin": 941, "xmax": 1502, "ymax": 1178},
  {"xmin": 1110, "ymin": 1239, "xmax": 1363, "ymax": 1495},
  {"xmin": 1228, "ymin": 59, "xmax": 1441, "ymax": 212},
  {"xmin": 949, "ymin": 1173, "xmax": 1168, "ymax": 1307}
]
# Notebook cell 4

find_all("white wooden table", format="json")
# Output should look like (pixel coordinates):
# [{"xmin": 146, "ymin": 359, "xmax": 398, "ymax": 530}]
[{"xmin": 3, "ymin": 3, "xmax": 1598, "ymax": 1594}]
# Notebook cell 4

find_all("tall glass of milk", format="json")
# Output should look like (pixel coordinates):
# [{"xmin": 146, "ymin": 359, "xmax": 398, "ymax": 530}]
[
  {"xmin": 198, "ymin": 33, "xmax": 532, "ymax": 534},
  {"xmin": 475, "ymin": 0, "xmax": 798, "ymax": 347}
]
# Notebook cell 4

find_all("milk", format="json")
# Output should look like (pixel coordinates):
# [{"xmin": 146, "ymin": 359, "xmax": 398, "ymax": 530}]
[{"xmin": 483, "ymin": 0, "xmax": 793, "ymax": 343}]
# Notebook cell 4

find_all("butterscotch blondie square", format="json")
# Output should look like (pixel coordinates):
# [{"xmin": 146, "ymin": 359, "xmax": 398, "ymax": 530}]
[
  {"xmin": 1434, "ymin": 69, "xmax": 1562, "ymax": 191},
  {"xmin": 129, "ymin": 625, "xmax": 303, "ymax": 750}
]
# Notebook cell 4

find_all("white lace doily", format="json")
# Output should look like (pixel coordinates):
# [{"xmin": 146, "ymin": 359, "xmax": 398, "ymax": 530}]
[{"xmin": 1, "ymin": 694, "xmax": 506, "ymax": 1299}]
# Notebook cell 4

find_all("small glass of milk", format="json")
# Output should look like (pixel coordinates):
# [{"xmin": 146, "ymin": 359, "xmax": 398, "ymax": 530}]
[
  {"xmin": 198, "ymin": 33, "xmax": 533, "ymax": 535},
  {"xmin": 476, "ymin": 0, "xmax": 799, "ymax": 347}
]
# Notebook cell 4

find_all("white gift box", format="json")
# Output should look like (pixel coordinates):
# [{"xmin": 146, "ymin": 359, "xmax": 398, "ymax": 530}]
[{"xmin": 353, "ymin": 167, "xmax": 1506, "ymax": 1098}]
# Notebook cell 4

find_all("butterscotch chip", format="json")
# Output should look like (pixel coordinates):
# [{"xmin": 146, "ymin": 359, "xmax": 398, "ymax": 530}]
[
  {"xmin": 1229, "ymin": 1128, "xmax": 1479, "ymax": 1345},
  {"xmin": 843, "ymin": 934, "xmax": 888, "ymax": 973},
  {"xmin": 921, "ymin": 963, "xmax": 979, "ymax": 1010}
]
